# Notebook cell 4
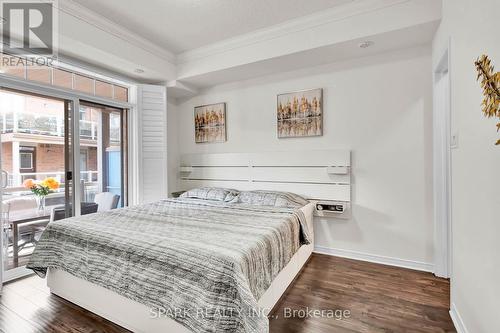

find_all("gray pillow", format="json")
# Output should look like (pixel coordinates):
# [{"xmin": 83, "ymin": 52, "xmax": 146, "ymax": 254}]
[
  {"xmin": 237, "ymin": 190, "xmax": 308, "ymax": 208},
  {"xmin": 180, "ymin": 187, "xmax": 239, "ymax": 202}
]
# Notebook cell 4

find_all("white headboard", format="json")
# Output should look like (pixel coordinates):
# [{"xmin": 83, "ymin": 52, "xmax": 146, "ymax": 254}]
[{"xmin": 179, "ymin": 150, "xmax": 351, "ymax": 202}]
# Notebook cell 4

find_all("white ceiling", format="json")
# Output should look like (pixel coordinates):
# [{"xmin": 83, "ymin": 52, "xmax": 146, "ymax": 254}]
[{"xmin": 71, "ymin": 0, "xmax": 354, "ymax": 53}]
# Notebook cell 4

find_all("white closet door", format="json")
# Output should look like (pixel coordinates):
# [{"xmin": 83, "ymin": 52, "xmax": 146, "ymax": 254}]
[{"xmin": 137, "ymin": 84, "xmax": 168, "ymax": 203}]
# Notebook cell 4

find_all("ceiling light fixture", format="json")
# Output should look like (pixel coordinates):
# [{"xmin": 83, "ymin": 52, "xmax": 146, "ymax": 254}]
[
  {"xmin": 134, "ymin": 68, "xmax": 145, "ymax": 74},
  {"xmin": 358, "ymin": 41, "xmax": 374, "ymax": 49}
]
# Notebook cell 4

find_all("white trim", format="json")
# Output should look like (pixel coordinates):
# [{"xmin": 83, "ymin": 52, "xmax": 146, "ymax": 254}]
[
  {"xmin": 177, "ymin": 0, "xmax": 409, "ymax": 63},
  {"xmin": 127, "ymin": 87, "xmax": 140, "ymax": 206},
  {"xmin": 314, "ymin": 246, "xmax": 434, "ymax": 273},
  {"xmin": 449, "ymin": 303, "xmax": 468, "ymax": 333},
  {"xmin": 72, "ymin": 99, "xmax": 82, "ymax": 216},
  {"xmin": 59, "ymin": 0, "xmax": 176, "ymax": 63},
  {"xmin": 432, "ymin": 40, "xmax": 452, "ymax": 278}
]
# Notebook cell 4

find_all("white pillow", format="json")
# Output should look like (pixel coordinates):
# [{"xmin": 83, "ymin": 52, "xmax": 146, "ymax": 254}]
[
  {"xmin": 180, "ymin": 187, "xmax": 239, "ymax": 202},
  {"xmin": 236, "ymin": 190, "xmax": 308, "ymax": 208}
]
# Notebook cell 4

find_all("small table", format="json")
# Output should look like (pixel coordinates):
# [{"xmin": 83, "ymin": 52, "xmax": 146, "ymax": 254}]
[
  {"xmin": 9, "ymin": 202, "xmax": 99, "ymax": 267},
  {"xmin": 9, "ymin": 208, "xmax": 52, "ymax": 268}
]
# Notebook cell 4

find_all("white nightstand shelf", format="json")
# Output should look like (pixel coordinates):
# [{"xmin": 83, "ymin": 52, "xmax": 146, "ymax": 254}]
[{"xmin": 313, "ymin": 200, "xmax": 351, "ymax": 219}]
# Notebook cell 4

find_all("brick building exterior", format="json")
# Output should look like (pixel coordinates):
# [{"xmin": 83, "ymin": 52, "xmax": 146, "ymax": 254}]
[{"xmin": 2, "ymin": 141, "xmax": 97, "ymax": 181}]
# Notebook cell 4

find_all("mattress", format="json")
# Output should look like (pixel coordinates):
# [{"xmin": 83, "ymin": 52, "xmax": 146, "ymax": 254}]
[{"xmin": 26, "ymin": 198, "xmax": 311, "ymax": 333}]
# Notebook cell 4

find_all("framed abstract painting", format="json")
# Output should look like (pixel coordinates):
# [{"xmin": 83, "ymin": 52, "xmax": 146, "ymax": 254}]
[
  {"xmin": 194, "ymin": 102, "xmax": 227, "ymax": 143},
  {"xmin": 277, "ymin": 88, "xmax": 323, "ymax": 138}
]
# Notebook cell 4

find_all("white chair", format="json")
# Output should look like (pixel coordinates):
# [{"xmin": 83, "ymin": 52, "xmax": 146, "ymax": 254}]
[
  {"xmin": 3, "ymin": 197, "xmax": 37, "ymax": 213},
  {"xmin": 94, "ymin": 192, "xmax": 120, "ymax": 212},
  {"xmin": 2, "ymin": 197, "xmax": 47, "ymax": 253},
  {"xmin": 2, "ymin": 201, "xmax": 10, "ymax": 222}
]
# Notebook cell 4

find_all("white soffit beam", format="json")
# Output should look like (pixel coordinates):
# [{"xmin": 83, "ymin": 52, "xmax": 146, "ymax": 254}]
[
  {"xmin": 166, "ymin": 81, "xmax": 199, "ymax": 101},
  {"xmin": 58, "ymin": 0, "xmax": 177, "ymax": 82},
  {"xmin": 176, "ymin": 0, "xmax": 442, "ymax": 80},
  {"xmin": 176, "ymin": 22, "xmax": 438, "ymax": 89}
]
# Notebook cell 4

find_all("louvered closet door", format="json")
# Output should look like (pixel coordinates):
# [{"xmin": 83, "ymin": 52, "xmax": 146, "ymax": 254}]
[{"xmin": 138, "ymin": 85, "xmax": 168, "ymax": 203}]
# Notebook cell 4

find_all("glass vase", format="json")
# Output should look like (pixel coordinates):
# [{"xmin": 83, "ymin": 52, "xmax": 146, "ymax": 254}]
[{"xmin": 36, "ymin": 195, "xmax": 46, "ymax": 212}]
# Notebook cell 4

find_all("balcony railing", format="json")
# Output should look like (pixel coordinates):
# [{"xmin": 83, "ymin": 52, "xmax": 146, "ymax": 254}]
[
  {"xmin": 1, "ymin": 112, "xmax": 99, "ymax": 140},
  {"xmin": 6, "ymin": 170, "xmax": 98, "ymax": 188},
  {"xmin": 80, "ymin": 120, "xmax": 97, "ymax": 140},
  {"xmin": 4, "ymin": 171, "xmax": 99, "ymax": 203}
]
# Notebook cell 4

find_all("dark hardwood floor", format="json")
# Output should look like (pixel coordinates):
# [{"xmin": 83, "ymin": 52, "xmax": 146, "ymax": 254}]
[
  {"xmin": 270, "ymin": 254, "xmax": 455, "ymax": 333},
  {"xmin": 0, "ymin": 254, "xmax": 456, "ymax": 333}
]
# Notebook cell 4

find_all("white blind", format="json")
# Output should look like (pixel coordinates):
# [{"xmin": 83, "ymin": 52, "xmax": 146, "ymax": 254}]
[{"xmin": 137, "ymin": 84, "xmax": 168, "ymax": 203}]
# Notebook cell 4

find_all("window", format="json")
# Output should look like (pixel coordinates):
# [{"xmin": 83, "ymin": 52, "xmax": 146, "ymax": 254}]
[
  {"xmin": 20, "ymin": 153, "xmax": 33, "ymax": 169},
  {"xmin": 96, "ymin": 80, "xmax": 113, "ymax": 99},
  {"xmin": 27, "ymin": 65, "xmax": 52, "ymax": 84},
  {"xmin": 53, "ymin": 68, "xmax": 73, "ymax": 89},
  {"xmin": 0, "ymin": 54, "xmax": 25, "ymax": 78},
  {"xmin": 80, "ymin": 150, "xmax": 88, "ymax": 172},
  {"xmin": 1, "ymin": 53, "xmax": 129, "ymax": 102},
  {"xmin": 114, "ymin": 85, "xmax": 128, "ymax": 102},
  {"xmin": 74, "ymin": 74, "xmax": 94, "ymax": 95},
  {"xmin": 19, "ymin": 147, "xmax": 36, "ymax": 172}
]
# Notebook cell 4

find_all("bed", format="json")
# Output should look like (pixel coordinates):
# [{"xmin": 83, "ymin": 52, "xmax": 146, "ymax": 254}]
[{"xmin": 27, "ymin": 194, "xmax": 316, "ymax": 333}]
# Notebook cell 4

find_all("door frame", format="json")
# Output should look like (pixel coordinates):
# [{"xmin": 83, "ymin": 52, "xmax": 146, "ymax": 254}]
[
  {"xmin": 0, "ymin": 74, "xmax": 135, "ymax": 282},
  {"xmin": 433, "ymin": 44, "xmax": 452, "ymax": 279}
]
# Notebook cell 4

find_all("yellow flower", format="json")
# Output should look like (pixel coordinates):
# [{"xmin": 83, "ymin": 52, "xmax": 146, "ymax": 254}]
[{"xmin": 41, "ymin": 177, "xmax": 60, "ymax": 190}]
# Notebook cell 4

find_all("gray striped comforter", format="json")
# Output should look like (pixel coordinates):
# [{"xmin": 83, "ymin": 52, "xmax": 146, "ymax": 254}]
[{"xmin": 27, "ymin": 198, "xmax": 311, "ymax": 333}]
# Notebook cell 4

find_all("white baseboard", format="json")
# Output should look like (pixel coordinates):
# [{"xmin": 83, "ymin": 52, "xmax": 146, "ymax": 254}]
[
  {"xmin": 449, "ymin": 303, "xmax": 468, "ymax": 333},
  {"xmin": 314, "ymin": 246, "xmax": 434, "ymax": 273}
]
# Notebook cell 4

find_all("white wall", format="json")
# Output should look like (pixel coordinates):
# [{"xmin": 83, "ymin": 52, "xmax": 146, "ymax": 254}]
[
  {"xmin": 433, "ymin": 1, "xmax": 500, "ymax": 332},
  {"xmin": 173, "ymin": 46, "xmax": 434, "ymax": 267}
]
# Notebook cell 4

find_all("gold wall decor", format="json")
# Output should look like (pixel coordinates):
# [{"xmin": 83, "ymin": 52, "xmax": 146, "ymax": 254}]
[
  {"xmin": 475, "ymin": 54, "xmax": 500, "ymax": 145},
  {"xmin": 194, "ymin": 102, "xmax": 226, "ymax": 143},
  {"xmin": 277, "ymin": 88, "xmax": 323, "ymax": 138}
]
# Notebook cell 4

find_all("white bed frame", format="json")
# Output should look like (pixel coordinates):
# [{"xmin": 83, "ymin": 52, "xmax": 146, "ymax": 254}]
[{"xmin": 48, "ymin": 150, "xmax": 351, "ymax": 333}]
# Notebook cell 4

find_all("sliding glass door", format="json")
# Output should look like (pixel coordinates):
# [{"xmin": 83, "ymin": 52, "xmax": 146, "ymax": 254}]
[
  {"xmin": 0, "ymin": 88, "xmax": 72, "ymax": 278},
  {"xmin": 0, "ymin": 89, "xmax": 129, "ymax": 282},
  {"xmin": 78, "ymin": 102, "xmax": 127, "ymax": 208}
]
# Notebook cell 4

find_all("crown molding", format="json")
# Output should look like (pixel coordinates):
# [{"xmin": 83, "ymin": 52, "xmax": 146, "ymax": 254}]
[
  {"xmin": 58, "ymin": 0, "xmax": 176, "ymax": 64},
  {"xmin": 176, "ymin": 0, "xmax": 411, "ymax": 64}
]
